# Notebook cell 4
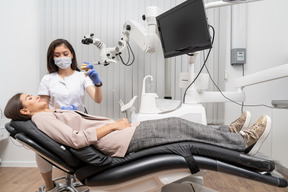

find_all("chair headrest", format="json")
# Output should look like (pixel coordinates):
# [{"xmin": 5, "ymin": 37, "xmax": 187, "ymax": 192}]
[
  {"xmin": 5, "ymin": 122, "xmax": 18, "ymax": 139},
  {"xmin": 7, "ymin": 120, "xmax": 83, "ymax": 168}
]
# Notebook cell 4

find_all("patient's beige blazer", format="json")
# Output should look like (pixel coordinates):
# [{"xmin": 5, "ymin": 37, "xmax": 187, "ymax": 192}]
[{"xmin": 32, "ymin": 110, "xmax": 139, "ymax": 157}]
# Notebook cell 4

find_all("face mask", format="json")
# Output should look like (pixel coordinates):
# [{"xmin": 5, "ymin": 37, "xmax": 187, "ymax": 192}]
[{"xmin": 54, "ymin": 57, "xmax": 72, "ymax": 69}]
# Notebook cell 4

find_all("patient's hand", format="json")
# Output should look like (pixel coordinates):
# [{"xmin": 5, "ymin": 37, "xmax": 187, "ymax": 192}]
[
  {"xmin": 113, "ymin": 118, "xmax": 131, "ymax": 130},
  {"xmin": 96, "ymin": 118, "xmax": 131, "ymax": 140}
]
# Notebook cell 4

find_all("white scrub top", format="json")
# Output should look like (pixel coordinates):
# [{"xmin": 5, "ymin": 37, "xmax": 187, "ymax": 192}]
[{"xmin": 38, "ymin": 71, "xmax": 94, "ymax": 112}]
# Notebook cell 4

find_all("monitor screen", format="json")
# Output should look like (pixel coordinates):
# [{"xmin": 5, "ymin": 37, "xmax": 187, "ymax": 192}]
[{"xmin": 156, "ymin": 0, "xmax": 212, "ymax": 58}]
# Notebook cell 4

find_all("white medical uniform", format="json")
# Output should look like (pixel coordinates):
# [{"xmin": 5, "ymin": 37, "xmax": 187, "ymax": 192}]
[
  {"xmin": 38, "ymin": 71, "xmax": 94, "ymax": 112},
  {"xmin": 36, "ymin": 71, "xmax": 94, "ymax": 174}
]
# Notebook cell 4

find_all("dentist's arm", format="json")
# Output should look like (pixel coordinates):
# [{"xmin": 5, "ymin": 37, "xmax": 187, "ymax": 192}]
[
  {"xmin": 82, "ymin": 62, "xmax": 103, "ymax": 104},
  {"xmin": 86, "ymin": 85, "xmax": 103, "ymax": 104}
]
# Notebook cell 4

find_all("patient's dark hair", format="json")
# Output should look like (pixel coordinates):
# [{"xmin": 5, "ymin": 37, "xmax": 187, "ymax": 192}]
[{"xmin": 4, "ymin": 93, "xmax": 31, "ymax": 121}]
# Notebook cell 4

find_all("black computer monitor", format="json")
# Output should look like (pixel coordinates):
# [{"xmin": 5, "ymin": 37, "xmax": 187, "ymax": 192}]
[{"xmin": 156, "ymin": 0, "xmax": 212, "ymax": 58}]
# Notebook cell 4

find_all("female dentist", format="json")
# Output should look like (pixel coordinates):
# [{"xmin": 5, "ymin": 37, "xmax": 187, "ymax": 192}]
[
  {"xmin": 37, "ymin": 38, "xmax": 103, "ymax": 192},
  {"xmin": 38, "ymin": 38, "xmax": 103, "ymax": 112}
]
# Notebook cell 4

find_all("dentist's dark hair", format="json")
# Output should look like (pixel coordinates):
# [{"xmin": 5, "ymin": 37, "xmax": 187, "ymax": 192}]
[
  {"xmin": 47, "ymin": 39, "xmax": 80, "ymax": 73},
  {"xmin": 4, "ymin": 93, "xmax": 31, "ymax": 121}
]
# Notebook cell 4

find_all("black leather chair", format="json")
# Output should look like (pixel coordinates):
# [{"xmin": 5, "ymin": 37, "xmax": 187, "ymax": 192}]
[{"xmin": 5, "ymin": 120, "xmax": 288, "ymax": 192}]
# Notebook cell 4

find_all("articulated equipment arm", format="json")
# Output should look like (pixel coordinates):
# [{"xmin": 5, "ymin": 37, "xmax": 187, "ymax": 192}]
[{"xmin": 82, "ymin": 6, "xmax": 162, "ymax": 66}]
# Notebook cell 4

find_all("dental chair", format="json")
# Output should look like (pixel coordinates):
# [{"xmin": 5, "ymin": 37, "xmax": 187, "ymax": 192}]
[{"xmin": 5, "ymin": 120, "xmax": 288, "ymax": 192}]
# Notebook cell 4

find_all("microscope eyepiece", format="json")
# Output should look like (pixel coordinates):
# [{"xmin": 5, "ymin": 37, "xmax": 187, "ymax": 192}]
[{"xmin": 81, "ymin": 38, "xmax": 93, "ymax": 45}]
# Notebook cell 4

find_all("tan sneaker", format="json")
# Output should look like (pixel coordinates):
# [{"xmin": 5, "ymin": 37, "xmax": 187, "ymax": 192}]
[
  {"xmin": 229, "ymin": 111, "xmax": 251, "ymax": 133},
  {"xmin": 240, "ymin": 115, "xmax": 271, "ymax": 156}
]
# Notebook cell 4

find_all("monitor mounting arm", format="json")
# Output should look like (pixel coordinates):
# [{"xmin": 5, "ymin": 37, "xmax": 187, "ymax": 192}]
[
  {"xmin": 205, "ymin": 0, "xmax": 263, "ymax": 10},
  {"xmin": 182, "ymin": 0, "xmax": 265, "ymax": 104}
]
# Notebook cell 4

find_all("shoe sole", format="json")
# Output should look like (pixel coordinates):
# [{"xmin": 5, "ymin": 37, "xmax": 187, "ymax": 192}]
[
  {"xmin": 242, "ymin": 111, "xmax": 251, "ymax": 130},
  {"xmin": 248, "ymin": 115, "xmax": 271, "ymax": 156}
]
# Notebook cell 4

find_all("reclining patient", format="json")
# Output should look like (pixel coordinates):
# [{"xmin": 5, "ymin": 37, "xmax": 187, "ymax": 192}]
[{"xmin": 5, "ymin": 93, "xmax": 271, "ymax": 158}]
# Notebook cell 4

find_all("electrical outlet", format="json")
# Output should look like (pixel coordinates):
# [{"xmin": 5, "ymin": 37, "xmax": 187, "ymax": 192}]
[{"xmin": 231, "ymin": 48, "xmax": 246, "ymax": 65}]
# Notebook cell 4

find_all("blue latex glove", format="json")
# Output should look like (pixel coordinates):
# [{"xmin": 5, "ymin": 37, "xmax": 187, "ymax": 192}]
[
  {"xmin": 60, "ymin": 104, "xmax": 78, "ymax": 110},
  {"xmin": 84, "ymin": 61, "xmax": 101, "ymax": 85}
]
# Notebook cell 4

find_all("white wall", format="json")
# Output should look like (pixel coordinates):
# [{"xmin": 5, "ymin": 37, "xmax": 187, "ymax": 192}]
[
  {"xmin": 0, "ymin": 0, "xmax": 40, "ymax": 166},
  {"xmin": 224, "ymin": 0, "xmax": 288, "ymax": 156}
]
